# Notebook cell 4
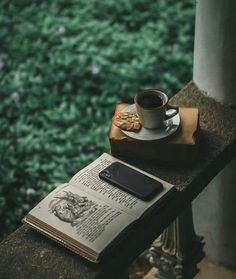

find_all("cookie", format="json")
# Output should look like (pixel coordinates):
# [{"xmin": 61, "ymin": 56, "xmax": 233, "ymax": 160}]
[{"xmin": 112, "ymin": 112, "xmax": 141, "ymax": 131}]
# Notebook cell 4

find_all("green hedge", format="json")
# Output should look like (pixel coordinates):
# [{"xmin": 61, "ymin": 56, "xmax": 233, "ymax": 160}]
[{"xmin": 0, "ymin": 0, "xmax": 195, "ymax": 239}]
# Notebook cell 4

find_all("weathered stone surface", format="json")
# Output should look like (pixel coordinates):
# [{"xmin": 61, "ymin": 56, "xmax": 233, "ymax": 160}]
[
  {"xmin": 0, "ymin": 226, "xmax": 97, "ymax": 279},
  {"xmin": 1, "ymin": 81, "xmax": 236, "ymax": 279}
]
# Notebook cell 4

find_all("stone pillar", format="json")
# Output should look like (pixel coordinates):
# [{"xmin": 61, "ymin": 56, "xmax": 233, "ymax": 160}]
[
  {"xmin": 193, "ymin": 0, "xmax": 236, "ymax": 268},
  {"xmin": 193, "ymin": 0, "xmax": 236, "ymax": 106},
  {"xmin": 149, "ymin": 205, "xmax": 204, "ymax": 279}
]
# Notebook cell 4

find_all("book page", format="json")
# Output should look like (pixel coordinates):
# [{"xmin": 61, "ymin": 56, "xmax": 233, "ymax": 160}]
[
  {"xmin": 69, "ymin": 153, "xmax": 175, "ymax": 218},
  {"xmin": 27, "ymin": 183, "xmax": 135, "ymax": 254}
]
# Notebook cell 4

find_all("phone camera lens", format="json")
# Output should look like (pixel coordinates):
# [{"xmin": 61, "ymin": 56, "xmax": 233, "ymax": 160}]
[{"xmin": 102, "ymin": 171, "xmax": 111, "ymax": 178}]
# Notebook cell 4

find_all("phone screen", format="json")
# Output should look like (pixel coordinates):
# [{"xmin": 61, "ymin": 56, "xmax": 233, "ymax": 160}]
[{"xmin": 99, "ymin": 162, "xmax": 163, "ymax": 200}]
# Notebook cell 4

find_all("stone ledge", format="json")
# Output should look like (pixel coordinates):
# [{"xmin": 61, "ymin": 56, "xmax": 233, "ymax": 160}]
[{"xmin": 0, "ymin": 225, "xmax": 96, "ymax": 279}]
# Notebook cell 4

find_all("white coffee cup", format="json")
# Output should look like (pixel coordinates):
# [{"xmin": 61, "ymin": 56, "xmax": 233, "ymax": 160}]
[{"xmin": 134, "ymin": 89, "xmax": 179, "ymax": 129}]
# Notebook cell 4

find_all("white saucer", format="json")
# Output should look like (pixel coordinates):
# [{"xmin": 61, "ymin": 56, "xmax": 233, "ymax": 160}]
[{"xmin": 121, "ymin": 104, "xmax": 180, "ymax": 141}]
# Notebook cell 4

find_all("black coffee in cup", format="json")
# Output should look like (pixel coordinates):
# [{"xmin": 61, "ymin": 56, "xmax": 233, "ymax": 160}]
[
  {"xmin": 135, "ymin": 89, "xmax": 179, "ymax": 129},
  {"xmin": 138, "ymin": 93, "xmax": 163, "ymax": 109}
]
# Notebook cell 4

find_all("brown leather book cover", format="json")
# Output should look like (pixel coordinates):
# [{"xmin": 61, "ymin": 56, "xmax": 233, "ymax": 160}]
[{"xmin": 109, "ymin": 104, "xmax": 200, "ymax": 163}]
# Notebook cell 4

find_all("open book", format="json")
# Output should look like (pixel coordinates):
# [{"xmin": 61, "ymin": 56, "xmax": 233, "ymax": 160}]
[{"xmin": 23, "ymin": 153, "xmax": 176, "ymax": 263}]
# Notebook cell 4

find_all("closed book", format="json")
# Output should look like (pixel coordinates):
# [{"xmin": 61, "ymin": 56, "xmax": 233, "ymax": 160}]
[{"xmin": 109, "ymin": 104, "xmax": 200, "ymax": 163}]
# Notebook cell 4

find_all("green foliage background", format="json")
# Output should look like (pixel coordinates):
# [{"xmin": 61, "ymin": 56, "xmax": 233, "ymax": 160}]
[{"xmin": 0, "ymin": 0, "xmax": 195, "ymax": 239}]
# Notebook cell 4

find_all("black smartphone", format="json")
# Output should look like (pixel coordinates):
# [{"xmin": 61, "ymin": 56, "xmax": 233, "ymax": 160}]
[{"xmin": 99, "ymin": 162, "xmax": 163, "ymax": 201}]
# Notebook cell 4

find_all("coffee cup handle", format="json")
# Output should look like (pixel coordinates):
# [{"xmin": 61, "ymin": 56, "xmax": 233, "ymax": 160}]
[{"xmin": 165, "ymin": 104, "xmax": 179, "ymax": 120}]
